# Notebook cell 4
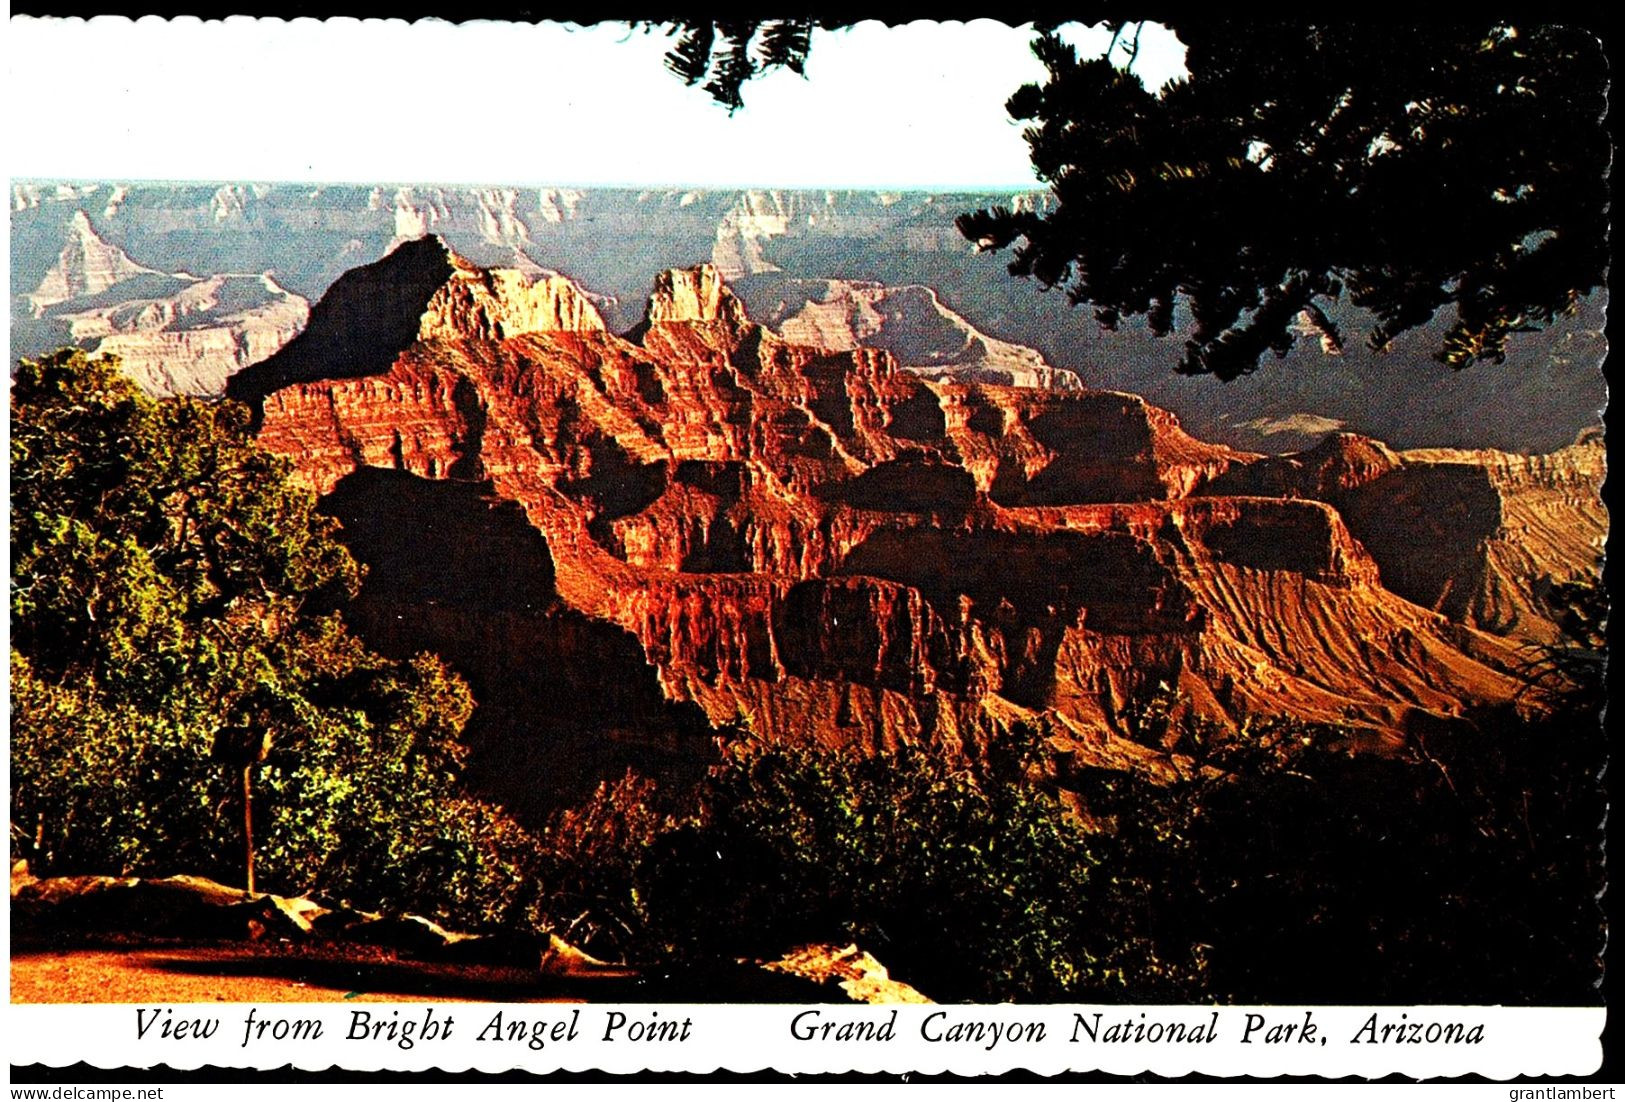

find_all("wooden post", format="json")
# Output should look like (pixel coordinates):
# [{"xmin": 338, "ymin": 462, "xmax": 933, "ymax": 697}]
[
  {"xmin": 215, "ymin": 707, "xmax": 271, "ymax": 898},
  {"xmin": 242, "ymin": 762, "xmax": 255, "ymax": 896}
]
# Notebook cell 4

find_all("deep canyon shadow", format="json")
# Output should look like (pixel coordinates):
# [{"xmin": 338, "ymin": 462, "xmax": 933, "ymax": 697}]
[{"xmin": 320, "ymin": 467, "xmax": 717, "ymax": 824}]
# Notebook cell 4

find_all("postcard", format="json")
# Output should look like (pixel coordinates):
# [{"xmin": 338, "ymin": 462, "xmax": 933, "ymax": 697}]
[{"xmin": 6, "ymin": 16, "xmax": 1609, "ymax": 1083}]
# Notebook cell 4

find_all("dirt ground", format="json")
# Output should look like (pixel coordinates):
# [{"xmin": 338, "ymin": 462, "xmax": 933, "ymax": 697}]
[{"xmin": 10, "ymin": 942, "xmax": 578, "ymax": 1004}]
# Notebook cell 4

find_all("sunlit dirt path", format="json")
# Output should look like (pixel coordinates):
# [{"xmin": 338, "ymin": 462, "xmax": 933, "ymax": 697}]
[{"xmin": 11, "ymin": 944, "xmax": 576, "ymax": 1004}]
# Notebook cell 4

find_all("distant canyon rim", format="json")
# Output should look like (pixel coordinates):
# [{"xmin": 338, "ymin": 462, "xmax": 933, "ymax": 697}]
[
  {"xmin": 11, "ymin": 182, "xmax": 1606, "ymax": 821},
  {"xmin": 13, "ymin": 182, "xmax": 1606, "ymax": 454}
]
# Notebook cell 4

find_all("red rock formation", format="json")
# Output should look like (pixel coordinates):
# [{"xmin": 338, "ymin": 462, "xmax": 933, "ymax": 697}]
[
  {"xmin": 317, "ymin": 469, "xmax": 715, "ymax": 820},
  {"xmin": 1204, "ymin": 432, "xmax": 1606, "ymax": 643},
  {"xmin": 229, "ymin": 236, "xmax": 604, "ymax": 414},
  {"xmin": 242, "ymin": 245, "xmax": 1548, "ymax": 812}
]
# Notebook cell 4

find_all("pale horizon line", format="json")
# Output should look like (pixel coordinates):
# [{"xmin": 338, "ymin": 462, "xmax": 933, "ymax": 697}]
[{"xmin": 14, "ymin": 177, "xmax": 1052, "ymax": 196}]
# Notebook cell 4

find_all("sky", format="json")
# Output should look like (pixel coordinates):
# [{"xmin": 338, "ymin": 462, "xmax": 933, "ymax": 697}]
[{"xmin": 4, "ymin": 19, "xmax": 1184, "ymax": 190}]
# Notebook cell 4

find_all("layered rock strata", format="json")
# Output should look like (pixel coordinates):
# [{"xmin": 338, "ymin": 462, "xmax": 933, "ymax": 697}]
[
  {"xmin": 17, "ymin": 212, "xmax": 310, "ymax": 395},
  {"xmin": 15, "ymin": 185, "xmax": 1603, "ymax": 454},
  {"xmin": 234, "ymin": 243, "xmax": 1563, "ymax": 816},
  {"xmin": 232, "ymin": 236, "xmax": 604, "ymax": 412},
  {"xmin": 26, "ymin": 210, "xmax": 166, "ymax": 312},
  {"xmin": 1205, "ymin": 433, "xmax": 1607, "ymax": 643},
  {"xmin": 70, "ymin": 274, "xmax": 308, "ymax": 396},
  {"xmin": 735, "ymin": 275, "xmax": 1082, "ymax": 390}
]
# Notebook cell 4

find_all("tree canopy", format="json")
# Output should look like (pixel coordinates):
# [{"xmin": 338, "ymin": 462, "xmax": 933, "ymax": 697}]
[
  {"xmin": 11, "ymin": 349, "xmax": 358, "ymax": 703},
  {"xmin": 960, "ymin": 22, "xmax": 1608, "ymax": 379},
  {"xmin": 654, "ymin": 20, "xmax": 1608, "ymax": 381},
  {"xmin": 10, "ymin": 350, "xmax": 535, "ymax": 924}
]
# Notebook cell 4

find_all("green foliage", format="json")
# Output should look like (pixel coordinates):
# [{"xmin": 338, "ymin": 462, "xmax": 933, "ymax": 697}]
[
  {"xmin": 1076, "ymin": 687, "xmax": 1604, "ymax": 1004},
  {"xmin": 647, "ymin": 20, "xmax": 1605, "ymax": 379},
  {"xmin": 528, "ymin": 771, "xmax": 676, "ymax": 956},
  {"xmin": 10, "ymin": 651, "xmax": 229, "ymax": 876},
  {"xmin": 11, "ymin": 349, "xmax": 358, "ymax": 702},
  {"xmin": 957, "ymin": 22, "xmax": 1608, "ymax": 379},
  {"xmin": 631, "ymin": 734, "xmax": 1205, "ymax": 1002},
  {"xmin": 9, "ymin": 349, "xmax": 532, "ymax": 927}
]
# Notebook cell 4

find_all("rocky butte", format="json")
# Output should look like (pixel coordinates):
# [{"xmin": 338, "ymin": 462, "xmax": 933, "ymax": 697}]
[
  {"xmin": 732, "ymin": 274, "xmax": 1081, "ymax": 390},
  {"xmin": 228, "ymin": 236, "xmax": 1599, "ymax": 821},
  {"xmin": 15, "ymin": 184, "xmax": 1605, "ymax": 454},
  {"xmin": 18, "ymin": 210, "xmax": 309, "ymax": 396}
]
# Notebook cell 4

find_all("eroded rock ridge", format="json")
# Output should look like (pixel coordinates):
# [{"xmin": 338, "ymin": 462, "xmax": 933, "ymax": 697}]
[{"xmin": 232, "ymin": 243, "xmax": 1593, "ymax": 817}]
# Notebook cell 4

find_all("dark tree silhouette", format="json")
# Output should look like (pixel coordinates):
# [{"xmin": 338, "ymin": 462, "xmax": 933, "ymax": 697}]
[
  {"xmin": 962, "ymin": 21, "xmax": 1609, "ymax": 379},
  {"xmin": 638, "ymin": 20, "xmax": 837, "ymax": 112},
  {"xmin": 655, "ymin": 20, "xmax": 1607, "ymax": 382}
]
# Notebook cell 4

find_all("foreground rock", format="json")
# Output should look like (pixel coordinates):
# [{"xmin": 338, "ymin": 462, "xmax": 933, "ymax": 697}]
[
  {"xmin": 13, "ymin": 872, "xmax": 331, "ymax": 943},
  {"xmin": 11, "ymin": 870, "xmax": 925, "ymax": 1003},
  {"xmin": 11, "ymin": 869, "xmax": 577, "ymax": 969},
  {"xmin": 763, "ymin": 944, "xmax": 931, "ymax": 1004}
]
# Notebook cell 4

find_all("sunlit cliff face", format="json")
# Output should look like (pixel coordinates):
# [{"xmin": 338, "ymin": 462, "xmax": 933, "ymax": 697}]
[{"xmin": 229, "ymin": 240, "xmax": 1598, "ymax": 819}]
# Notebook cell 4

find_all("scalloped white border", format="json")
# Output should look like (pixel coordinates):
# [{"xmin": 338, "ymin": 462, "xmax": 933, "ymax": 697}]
[
  {"xmin": 2, "ymin": 1003, "xmax": 1606, "ymax": 1078},
  {"xmin": 3, "ymin": 15, "xmax": 1609, "ymax": 1086}
]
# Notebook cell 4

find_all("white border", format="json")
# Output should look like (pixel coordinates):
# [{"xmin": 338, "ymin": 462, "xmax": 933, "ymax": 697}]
[{"xmin": 3, "ymin": 1003, "xmax": 1606, "ymax": 1078}]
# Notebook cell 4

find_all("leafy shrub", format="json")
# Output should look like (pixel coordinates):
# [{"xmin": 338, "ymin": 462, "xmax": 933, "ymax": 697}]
[
  {"xmin": 528, "ymin": 771, "xmax": 675, "ymax": 957},
  {"xmin": 10, "ymin": 652, "xmax": 227, "ymax": 877},
  {"xmin": 9, "ymin": 350, "xmax": 534, "ymax": 928},
  {"xmin": 630, "ymin": 735, "xmax": 1207, "ymax": 1002},
  {"xmin": 1079, "ymin": 694, "xmax": 1605, "ymax": 1004}
]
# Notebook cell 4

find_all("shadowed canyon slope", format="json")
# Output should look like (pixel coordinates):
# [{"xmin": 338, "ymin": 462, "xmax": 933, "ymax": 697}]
[
  {"xmin": 219, "ymin": 239, "xmax": 1598, "ymax": 819},
  {"xmin": 1205, "ymin": 433, "xmax": 1607, "ymax": 645}
]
